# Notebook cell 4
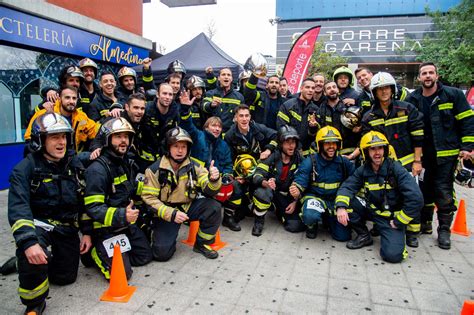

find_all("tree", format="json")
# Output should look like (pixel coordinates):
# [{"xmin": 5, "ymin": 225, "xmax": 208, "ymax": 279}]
[
  {"xmin": 405, "ymin": 0, "xmax": 473, "ymax": 86},
  {"xmin": 205, "ymin": 20, "xmax": 217, "ymax": 40},
  {"xmin": 308, "ymin": 40, "xmax": 349, "ymax": 80}
]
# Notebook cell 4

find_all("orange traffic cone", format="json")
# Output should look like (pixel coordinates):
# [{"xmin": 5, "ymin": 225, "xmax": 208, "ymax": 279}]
[
  {"xmin": 100, "ymin": 244, "xmax": 136, "ymax": 303},
  {"xmin": 210, "ymin": 229, "xmax": 227, "ymax": 251},
  {"xmin": 461, "ymin": 300, "xmax": 474, "ymax": 315},
  {"xmin": 452, "ymin": 199, "xmax": 471, "ymax": 236},
  {"xmin": 181, "ymin": 221, "xmax": 199, "ymax": 246}
]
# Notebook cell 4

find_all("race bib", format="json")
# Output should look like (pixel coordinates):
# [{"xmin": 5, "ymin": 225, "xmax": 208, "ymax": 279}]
[
  {"xmin": 102, "ymin": 234, "xmax": 131, "ymax": 258},
  {"xmin": 306, "ymin": 199, "xmax": 325, "ymax": 213}
]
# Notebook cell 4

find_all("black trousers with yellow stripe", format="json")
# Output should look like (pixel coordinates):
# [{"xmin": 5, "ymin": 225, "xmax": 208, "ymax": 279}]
[{"xmin": 17, "ymin": 225, "xmax": 80, "ymax": 307}]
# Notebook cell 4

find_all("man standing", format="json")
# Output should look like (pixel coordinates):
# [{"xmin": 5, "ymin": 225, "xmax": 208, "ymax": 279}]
[
  {"xmin": 185, "ymin": 75, "xmax": 207, "ymax": 129},
  {"xmin": 78, "ymin": 58, "xmax": 100, "ymax": 113},
  {"xmin": 312, "ymin": 73, "xmax": 327, "ymax": 106},
  {"xmin": 405, "ymin": 62, "xmax": 474, "ymax": 249},
  {"xmin": 9, "ymin": 113, "xmax": 92, "ymax": 314},
  {"xmin": 333, "ymin": 66, "xmax": 359, "ymax": 105},
  {"xmin": 141, "ymin": 127, "xmax": 222, "ymax": 261}
]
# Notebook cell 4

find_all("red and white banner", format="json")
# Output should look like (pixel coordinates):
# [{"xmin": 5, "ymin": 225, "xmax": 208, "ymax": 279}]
[{"xmin": 282, "ymin": 25, "xmax": 321, "ymax": 95}]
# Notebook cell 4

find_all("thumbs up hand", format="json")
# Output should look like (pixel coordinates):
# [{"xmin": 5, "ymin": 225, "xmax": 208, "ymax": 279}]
[{"xmin": 208, "ymin": 160, "xmax": 220, "ymax": 181}]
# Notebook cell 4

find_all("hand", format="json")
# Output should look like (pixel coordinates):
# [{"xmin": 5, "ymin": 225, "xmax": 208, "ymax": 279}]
[
  {"xmin": 208, "ymin": 160, "xmax": 220, "ymax": 181},
  {"xmin": 205, "ymin": 66, "xmax": 213, "ymax": 74},
  {"xmin": 260, "ymin": 149, "xmax": 271, "ymax": 160},
  {"xmin": 142, "ymin": 57, "xmax": 152, "ymax": 70},
  {"xmin": 342, "ymin": 98, "xmax": 355, "ymax": 106},
  {"xmin": 25, "ymin": 244, "xmax": 48, "ymax": 265},
  {"xmin": 308, "ymin": 113, "xmax": 318, "ymax": 127},
  {"xmin": 285, "ymin": 201, "xmax": 297, "ymax": 214},
  {"xmin": 43, "ymin": 101, "xmax": 55, "ymax": 112},
  {"xmin": 289, "ymin": 184, "xmax": 300, "ymax": 199},
  {"xmin": 211, "ymin": 97, "xmax": 221, "ymax": 108},
  {"xmin": 459, "ymin": 150, "xmax": 474, "ymax": 161},
  {"xmin": 412, "ymin": 161, "xmax": 422, "ymax": 176},
  {"xmin": 336, "ymin": 208, "xmax": 349, "ymax": 226},
  {"xmin": 179, "ymin": 90, "xmax": 195, "ymax": 106},
  {"xmin": 125, "ymin": 201, "xmax": 139, "ymax": 223},
  {"xmin": 109, "ymin": 108, "xmax": 123, "ymax": 118},
  {"xmin": 80, "ymin": 235, "xmax": 92, "ymax": 254},
  {"xmin": 46, "ymin": 90, "xmax": 59, "ymax": 103},
  {"xmin": 89, "ymin": 148, "xmax": 101, "ymax": 160},
  {"xmin": 174, "ymin": 210, "xmax": 189, "ymax": 224},
  {"xmin": 390, "ymin": 220, "xmax": 397, "ymax": 229},
  {"xmin": 263, "ymin": 178, "xmax": 276, "ymax": 190}
]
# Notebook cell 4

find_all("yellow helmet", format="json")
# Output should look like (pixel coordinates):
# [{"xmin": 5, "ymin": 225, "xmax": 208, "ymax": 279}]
[
  {"xmin": 315, "ymin": 126, "xmax": 342, "ymax": 152},
  {"xmin": 233, "ymin": 154, "xmax": 257, "ymax": 178},
  {"xmin": 360, "ymin": 131, "xmax": 390, "ymax": 161}
]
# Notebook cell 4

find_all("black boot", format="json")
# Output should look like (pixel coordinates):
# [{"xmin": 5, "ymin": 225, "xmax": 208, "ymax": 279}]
[
  {"xmin": 0, "ymin": 256, "xmax": 17, "ymax": 275},
  {"xmin": 437, "ymin": 213, "xmax": 453, "ymax": 250},
  {"xmin": 421, "ymin": 206, "xmax": 434, "ymax": 234},
  {"xmin": 421, "ymin": 221, "xmax": 433, "ymax": 234},
  {"xmin": 222, "ymin": 210, "xmax": 241, "ymax": 231},
  {"xmin": 24, "ymin": 301, "xmax": 46, "ymax": 315},
  {"xmin": 370, "ymin": 223, "xmax": 380, "ymax": 237},
  {"xmin": 406, "ymin": 233, "xmax": 419, "ymax": 248},
  {"xmin": 306, "ymin": 224, "xmax": 318, "ymax": 239},
  {"xmin": 252, "ymin": 215, "xmax": 265, "ymax": 237},
  {"xmin": 347, "ymin": 223, "xmax": 373, "ymax": 249},
  {"xmin": 193, "ymin": 241, "xmax": 218, "ymax": 259}
]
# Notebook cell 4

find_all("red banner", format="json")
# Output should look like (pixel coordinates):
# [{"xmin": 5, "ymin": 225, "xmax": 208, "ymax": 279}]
[{"xmin": 283, "ymin": 26, "xmax": 321, "ymax": 95}]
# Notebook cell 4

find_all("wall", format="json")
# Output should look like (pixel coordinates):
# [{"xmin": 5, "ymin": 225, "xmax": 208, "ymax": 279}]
[{"xmin": 46, "ymin": 0, "xmax": 143, "ymax": 35}]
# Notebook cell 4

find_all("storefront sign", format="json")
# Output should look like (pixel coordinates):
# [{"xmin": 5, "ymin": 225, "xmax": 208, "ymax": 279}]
[{"xmin": 0, "ymin": 6, "xmax": 148, "ymax": 66}]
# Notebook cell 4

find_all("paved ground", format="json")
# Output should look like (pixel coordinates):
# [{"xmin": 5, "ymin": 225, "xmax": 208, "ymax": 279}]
[{"xmin": 0, "ymin": 186, "xmax": 473, "ymax": 314}]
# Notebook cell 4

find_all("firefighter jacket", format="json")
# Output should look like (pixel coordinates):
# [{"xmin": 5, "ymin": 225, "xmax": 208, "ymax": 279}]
[
  {"xmin": 141, "ymin": 66, "xmax": 156, "ymax": 91},
  {"xmin": 276, "ymin": 97, "xmax": 319, "ymax": 154},
  {"xmin": 362, "ymin": 99, "xmax": 424, "ymax": 167},
  {"xmin": 79, "ymin": 82, "xmax": 100, "ymax": 114},
  {"xmin": 318, "ymin": 100, "xmax": 361, "ymax": 155},
  {"xmin": 24, "ymin": 101, "xmax": 99, "ymax": 153},
  {"xmin": 86, "ymin": 91, "xmax": 127, "ymax": 122},
  {"xmin": 335, "ymin": 158, "xmax": 423, "ymax": 228},
  {"xmin": 141, "ymin": 156, "xmax": 222, "ymax": 222},
  {"xmin": 357, "ymin": 83, "xmax": 411, "ymax": 116},
  {"xmin": 405, "ymin": 82, "xmax": 474, "ymax": 162},
  {"xmin": 8, "ymin": 151, "xmax": 90, "ymax": 252},
  {"xmin": 141, "ymin": 100, "xmax": 180, "ymax": 162},
  {"xmin": 253, "ymin": 149, "xmax": 303, "ymax": 192},
  {"xmin": 180, "ymin": 108, "xmax": 233, "ymax": 175},
  {"xmin": 224, "ymin": 121, "xmax": 278, "ymax": 161},
  {"xmin": 202, "ymin": 86, "xmax": 244, "ymax": 132},
  {"xmin": 293, "ymin": 153, "xmax": 355, "ymax": 201},
  {"xmin": 243, "ymin": 74, "xmax": 287, "ymax": 128},
  {"xmin": 84, "ymin": 149, "xmax": 142, "ymax": 232}
]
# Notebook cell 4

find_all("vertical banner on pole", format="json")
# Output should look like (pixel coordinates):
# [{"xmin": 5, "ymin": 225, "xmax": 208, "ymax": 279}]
[{"xmin": 282, "ymin": 26, "xmax": 321, "ymax": 95}]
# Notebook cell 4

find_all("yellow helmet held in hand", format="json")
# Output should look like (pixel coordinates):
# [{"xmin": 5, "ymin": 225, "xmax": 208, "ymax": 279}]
[
  {"xmin": 233, "ymin": 154, "xmax": 257, "ymax": 178},
  {"xmin": 315, "ymin": 126, "xmax": 342, "ymax": 152}
]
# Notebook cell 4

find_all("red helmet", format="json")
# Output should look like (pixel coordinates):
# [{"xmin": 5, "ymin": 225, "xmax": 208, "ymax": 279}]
[{"xmin": 215, "ymin": 174, "xmax": 234, "ymax": 203}]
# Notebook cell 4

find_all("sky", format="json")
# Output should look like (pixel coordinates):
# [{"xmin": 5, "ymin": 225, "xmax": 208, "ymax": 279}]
[{"xmin": 142, "ymin": 0, "xmax": 277, "ymax": 64}]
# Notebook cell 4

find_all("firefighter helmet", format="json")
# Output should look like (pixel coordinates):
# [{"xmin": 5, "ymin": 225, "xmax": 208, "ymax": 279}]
[
  {"xmin": 30, "ymin": 113, "xmax": 74, "ymax": 152},
  {"xmin": 359, "ymin": 131, "xmax": 390, "ymax": 161},
  {"xmin": 58, "ymin": 65, "xmax": 84, "ymax": 86},
  {"xmin": 215, "ymin": 174, "xmax": 234, "ymax": 202},
  {"xmin": 315, "ymin": 126, "xmax": 342, "ymax": 152},
  {"xmin": 370, "ymin": 72, "xmax": 398, "ymax": 98},
  {"xmin": 167, "ymin": 60, "xmax": 186, "ymax": 75},
  {"xmin": 244, "ymin": 53, "xmax": 268, "ymax": 78},
  {"xmin": 117, "ymin": 67, "xmax": 137, "ymax": 81},
  {"xmin": 333, "ymin": 66, "xmax": 355, "ymax": 87},
  {"xmin": 455, "ymin": 158, "xmax": 474, "ymax": 188},
  {"xmin": 340, "ymin": 106, "xmax": 362, "ymax": 129},
  {"xmin": 79, "ymin": 58, "xmax": 98, "ymax": 76},
  {"xmin": 277, "ymin": 125, "xmax": 300, "ymax": 145},
  {"xmin": 238, "ymin": 70, "xmax": 251, "ymax": 82},
  {"xmin": 233, "ymin": 154, "xmax": 257, "ymax": 179},
  {"xmin": 166, "ymin": 127, "xmax": 193, "ymax": 147},
  {"xmin": 100, "ymin": 117, "xmax": 135, "ymax": 147},
  {"xmin": 187, "ymin": 75, "xmax": 206, "ymax": 90}
]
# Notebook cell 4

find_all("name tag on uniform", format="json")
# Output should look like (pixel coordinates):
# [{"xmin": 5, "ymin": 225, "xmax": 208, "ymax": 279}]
[
  {"xmin": 102, "ymin": 234, "xmax": 131, "ymax": 258},
  {"xmin": 306, "ymin": 199, "xmax": 325, "ymax": 213}
]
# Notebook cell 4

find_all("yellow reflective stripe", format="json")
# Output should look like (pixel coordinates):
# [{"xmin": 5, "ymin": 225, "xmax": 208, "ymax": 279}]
[
  {"xmin": 104, "ymin": 207, "xmax": 117, "ymax": 226},
  {"xmin": 136, "ymin": 181, "xmax": 144, "ymax": 196},
  {"xmin": 230, "ymin": 198, "xmax": 241, "ymax": 206},
  {"xmin": 438, "ymin": 102, "xmax": 453, "ymax": 110},
  {"xmin": 246, "ymin": 81, "xmax": 257, "ymax": 89},
  {"xmin": 143, "ymin": 185, "xmax": 160, "ymax": 195},
  {"xmin": 325, "ymin": 116, "xmax": 333, "ymax": 123},
  {"xmin": 335, "ymin": 195, "xmax": 350, "ymax": 206},
  {"xmin": 365, "ymin": 182, "xmax": 393, "ymax": 190},
  {"xmin": 204, "ymin": 97, "xmax": 213, "ymax": 103},
  {"xmin": 43, "ymin": 178, "xmax": 52, "ymax": 183},
  {"xmin": 81, "ymin": 98, "xmax": 90, "ymax": 103},
  {"xmin": 290, "ymin": 110, "xmax": 301, "ymax": 121},
  {"xmin": 207, "ymin": 179, "xmax": 220, "ymax": 191},
  {"xmin": 81, "ymin": 213, "xmax": 92, "ymax": 221},
  {"xmin": 398, "ymin": 153, "xmax": 414, "ymax": 166},
  {"xmin": 11, "ymin": 219, "xmax": 35, "ymax": 233},
  {"xmin": 252, "ymin": 195, "xmax": 271, "ymax": 210},
  {"xmin": 142, "ymin": 75, "xmax": 153, "ymax": 82},
  {"xmin": 407, "ymin": 223, "xmax": 420, "ymax": 232},
  {"xmin": 361, "ymin": 101, "xmax": 371, "ymax": 107},
  {"xmin": 157, "ymin": 205, "xmax": 168, "ymax": 218},
  {"xmin": 375, "ymin": 210, "xmax": 392, "ymax": 217},
  {"xmin": 221, "ymin": 98, "xmax": 241, "ymax": 105},
  {"xmin": 462, "ymin": 136, "xmax": 474, "ymax": 143},
  {"xmin": 197, "ymin": 229, "xmax": 215, "ymax": 240},
  {"xmin": 249, "ymin": 105, "xmax": 255, "ymax": 111},
  {"xmin": 340, "ymin": 147, "xmax": 355, "ymax": 155},
  {"xmin": 257, "ymin": 163, "xmax": 269, "ymax": 171},
  {"xmin": 207, "ymin": 77, "xmax": 217, "ymax": 84},
  {"xmin": 302, "ymin": 149, "xmax": 311, "ymax": 156},
  {"xmin": 197, "ymin": 173, "xmax": 208, "ymax": 187},
  {"xmin": 140, "ymin": 150, "xmax": 156, "ymax": 162},
  {"xmin": 424, "ymin": 202, "xmax": 435, "ymax": 207},
  {"xmin": 437, "ymin": 149, "xmax": 460, "ymax": 157},
  {"xmin": 100, "ymin": 109, "xmax": 109, "ymax": 117},
  {"xmin": 181, "ymin": 110, "xmax": 192, "ymax": 120},
  {"xmin": 384, "ymin": 115, "xmax": 408, "ymax": 126},
  {"xmin": 278, "ymin": 111, "xmax": 290, "ymax": 123},
  {"xmin": 113, "ymin": 174, "xmax": 128, "ymax": 185},
  {"xmin": 91, "ymin": 247, "xmax": 110, "ymax": 279},
  {"xmin": 400, "ymin": 88, "xmax": 408, "ymax": 101},
  {"xmin": 455, "ymin": 109, "xmax": 474, "ymax": 120},
  {"xmin": 410, "ymin": 129, "xmax": 424, "ymax": 136},
  {"xmin": 18, "ymin": 278, "xmax": 49, "ymax": 300},
  {"xmin": 270, "ymin": 140, "xmax": 278, "ymax": 147},
  {"xmin": 313, "ymin": 182, "xmax": 340, "ymax": 189},
  {"xmin": 84, "ymin": 195, "xmax": 105, "ymax": 205},
  {"xmin": 369, "ymin": 118, "xmax": 385, "ymax": 126},
  {"xmin": 192, "ymin": 112, "xmax": 200, "ymax": 118},
  {"xmin": 190, "ymin": 157, "xmax": 205, "ymax": 166},
  {"xmin": 396, "ymin": 210, "xmax": 412, "ymax": 224}
]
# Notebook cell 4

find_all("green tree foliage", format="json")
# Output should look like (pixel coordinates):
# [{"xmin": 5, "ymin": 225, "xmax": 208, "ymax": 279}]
[
  {"xmin": 308, "ymin": 40, "xmax": 349, "ymax": 80},
  {"xmin": 410, "ymin": 0, "xmax": 473, "ymax": 86}
]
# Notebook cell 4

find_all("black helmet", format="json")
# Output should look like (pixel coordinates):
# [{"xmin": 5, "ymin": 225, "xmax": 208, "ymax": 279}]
[
  {"xmin": 30, "ymin": 113, "xmax": 74, "ymax": 152},
  {"xmin": 167, "ymin": 60, "xmax": 186, "ymax": 75},
  {"xmin": 100, "ymin": 117, "xmax": 135, "ymax": 148},
  {"xmin": 58, "ymin": 65, "xmax": 84, "ymax": 87},
  {"xmin": 455, "ymin": 158, "xmax": 474, "ymax": 188},
  {"xmin": 277, "ymin": 125, "xmax": 299, "ymax": 145}
]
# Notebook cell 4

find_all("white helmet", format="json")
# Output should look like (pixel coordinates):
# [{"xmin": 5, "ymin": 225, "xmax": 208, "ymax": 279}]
[{"xmin": 370, "ymin": 72, "xmax": 397, "ymax": 99}]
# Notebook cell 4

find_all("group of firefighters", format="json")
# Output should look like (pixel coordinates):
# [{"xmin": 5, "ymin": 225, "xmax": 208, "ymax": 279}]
[{"xmin": 3, "ymin": 54, "xmax": 474, "ymax": 314}]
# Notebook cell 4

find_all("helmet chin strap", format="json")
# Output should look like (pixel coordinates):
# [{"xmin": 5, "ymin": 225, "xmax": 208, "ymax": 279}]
[{"xmin": 170, "ymin": 156, "xmax": 186, "ymax": 164}]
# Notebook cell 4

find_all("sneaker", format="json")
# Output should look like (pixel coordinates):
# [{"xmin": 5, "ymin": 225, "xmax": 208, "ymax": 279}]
[
  {"xmin": 24, "ymin": 301, "xmax": 46, "ymax": 315},
  {"xmin": 193, "ymin": 242, "xmax": 218, "ymax": 259}
]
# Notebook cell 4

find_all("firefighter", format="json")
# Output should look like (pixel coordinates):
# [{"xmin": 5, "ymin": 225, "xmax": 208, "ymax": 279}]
[
  {"xmin": 117, "ymin": 66, "xmax": 141, "ymax": 97},
  {"xmin": 362, "ymin": 71, "xmax": 424, "ymax": 247},
  {"xmin": 290, "ymin": 126, "xmax": 355, "ymax": 240},
  {"xmin": 86, "ymin": 71, "xmax": 126, "ymax": 122},
  {"xmin": 8, "ymin": 113, "xmax": 92, "ymax": 314},
  {"xmin": 333, "ymin": 66, "xmax": 359, "ymax": 105},
  {"xmin": 335, "ymin": 131, "xmax": 423, "ymax": 263},
  {"xmin": 252, "ymin": 126, "xmax": 306, "ymax": 236},
  {"xmin": 84, "ymin": 117, "xmax": 152, "ymax": 280},
  {"xmin": 141, "ymin": 127, "xmax": 222, "ymax": 261},
  {"xmin": 78, "ymin": 58, "xmax": 100, "ymax": 114},
  {"xmin": 184, "ymin": 75, "xmax": 207, "ymax": 129},
  {"xmin": 405, "ymin": 62, "xmax": 474, "ymax": 249}
]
